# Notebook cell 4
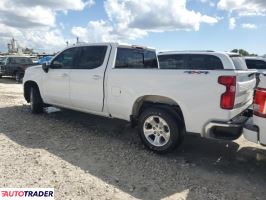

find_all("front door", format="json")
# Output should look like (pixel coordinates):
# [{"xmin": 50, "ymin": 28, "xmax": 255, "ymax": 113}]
[{"xmin": 42, "ymin": 47, "xmax": 78, "ymax": 107}]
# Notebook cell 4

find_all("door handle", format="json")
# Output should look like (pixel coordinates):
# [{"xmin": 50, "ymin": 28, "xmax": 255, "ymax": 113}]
[{"xmin": 92, "ymin": 75, "xmax": 102, "ymax": 80}]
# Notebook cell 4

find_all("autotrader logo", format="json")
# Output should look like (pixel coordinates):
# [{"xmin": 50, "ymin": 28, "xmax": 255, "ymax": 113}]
[{"xmin": 0, "ymin": 188, "xmax": 54, "ymax": 200}]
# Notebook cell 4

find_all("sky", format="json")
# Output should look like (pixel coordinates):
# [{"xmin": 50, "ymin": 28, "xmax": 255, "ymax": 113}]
[{"xmin": 0, "ymin": 0, "xmax": 265, "ymax": 55}]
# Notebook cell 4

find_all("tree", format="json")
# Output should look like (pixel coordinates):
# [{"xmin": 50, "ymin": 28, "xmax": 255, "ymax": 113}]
[
  {"xmin": 231, "ymin": 49, "xmax": 257, "ymax": 57},
  {"xmin": 231, "ymin": 49, "xmax": 238, "ymax": 53}
]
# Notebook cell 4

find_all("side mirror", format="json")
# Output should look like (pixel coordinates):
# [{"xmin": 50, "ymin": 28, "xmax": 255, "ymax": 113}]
[
  {"xmin": 42, "ymin": 62, "xmax": 50, "ymax": 73},
  {"xmin": 50, "ymin": 61, "xmax": 62, "ymax": 69}
]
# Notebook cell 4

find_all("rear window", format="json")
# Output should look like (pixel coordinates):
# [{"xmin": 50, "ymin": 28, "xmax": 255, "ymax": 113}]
[
  {"xmin": 10, "ymin": 57, "xmax": 33, "ymax": 64},
  {"xmin": 246, "ymin": 59, "xmax": 266, "ymax": 70},
  {"xmin": 158, "ymin": 54, "xmax": 223, "ymax": 70},
  {"xmin": 76, "ymin": 46, "xmax": 107, "ymax": 69},
  {"xmin": 230, "ymin": 56, "xmax": 248, "ymax": 70},
  {"xmin": 115, "ymin": 48, "xmax": 158, "ymax": 69}
]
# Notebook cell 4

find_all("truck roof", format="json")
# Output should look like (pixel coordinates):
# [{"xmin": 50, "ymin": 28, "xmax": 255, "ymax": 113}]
[
  {"xmin": 158, "ymin": 51, "xmax": 240, "ymax": 57},
  {"xmin": 244, "ymin": 56, "xmax": 266, "ymax": 61},
  {"xmin": 72, "ymin": 42, "xmax": 155, "ymax": 51}
]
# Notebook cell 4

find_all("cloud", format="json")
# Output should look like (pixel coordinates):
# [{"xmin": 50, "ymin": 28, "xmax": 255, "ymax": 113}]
[
  {"xmin": 9, "ymin": 0, "xmax": 95, "ymax": 11},
  {"xmin": 72, "ymin": 0, "xmax": 219, "ymax": 43},
  {"xmin": 105, "ymin": 0, "xmax": 218, "ymax": 31},
  {"xmin": 229, "ymin": 17, "xmax": 236, "ymax": 30},
  {"xmin": 198, "ymin": 0, "xmax": 215, "ymax": 7},
  {"xmin": 241, "ymin": 23, "xmax": 258, "ymax": 29},
  {"xmin": 0, "ymin": 0, "xmax": 94, "ymax": 28},
  {"xmin": 0, "ymin": 0, "xmax": 93, "ymax": 52},
  {"xmin": 71, "ymin": 20, "xmax": 147, "ymax": 43},
  {"xmin": 0, "ymin": 25, "xmax": 67, "ymax": 52},
  {"xmin": 218, "ymin": 0, "xmax": 266, "ymax": 16}
]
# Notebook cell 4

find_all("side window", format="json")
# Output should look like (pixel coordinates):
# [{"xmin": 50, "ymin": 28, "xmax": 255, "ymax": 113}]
[
  {"xmin": 115, "ymin": 48, "xmax": 158, "ymax": 69},
  {"xmin": 246, "ymin": 60, "xmax": 257, "ymax": 69},
  {"xmin": 76, "ymin": 46, "xmax": 107, "ymax": 69},
  {"xmin": 246, "ymin": 60, "xmax": 266, "ymax": 70},
  {"xmin": 52, "ymin": 48, "xmax": 77, "ymax": 69},
  {"xmin": 205, "ymin": 55, "xmax": 224, "ymax": 70},
  {"xmin": 159, "ymin": 54, "xmax": 223, "ymax": 70},
  {"xmin": 144, "ymin": 51, "xmax": 158, "ymax": 68},
  {"xmin": 188, "ymin": 55, "xmax": 223, "ymax": 70},
  {"xmin": 9, "ymin": 58, "xmax": 17, "ymax": 64},
  {"xmin": 158, "ymin": 55, "xmax": 187, "ymax": 69},
  {"xmin": 115, "ymin": 48, "xmax": 144, "ymax": 69}
]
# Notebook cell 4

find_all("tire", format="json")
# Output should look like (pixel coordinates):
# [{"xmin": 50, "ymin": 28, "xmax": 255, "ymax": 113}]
[
  {"xmin": 15, "ymin": 71, "xmax": 22, "ymax": 83},
  {"xmin": 138, "ymin": 107, "xmax": 185, "ymax": 153},
  {"xmin": 0, "ymin": 75, "xmax": 2, "ymax": 78},
  {"xmin": 30, "ymin": 86, "xmax": 43, "ymax": 114}
]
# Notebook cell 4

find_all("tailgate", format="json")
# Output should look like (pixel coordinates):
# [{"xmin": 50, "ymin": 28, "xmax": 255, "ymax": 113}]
[
  {"xmin": 231, "ymin": 70, "xmax": 256, "ymax": 117},
  {"xmin": 258, "ymin": 73, "xmax": 266, "ymax": 88}
]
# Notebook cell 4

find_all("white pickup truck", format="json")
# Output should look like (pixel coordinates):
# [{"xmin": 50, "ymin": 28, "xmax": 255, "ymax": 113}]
[
  {"xmin": 23, "ymin": 43, "xmax": 256, "ymax": 153},
  {"xmin": 244, "ymin": 73, "xmax": 266, "ymax": 145}
]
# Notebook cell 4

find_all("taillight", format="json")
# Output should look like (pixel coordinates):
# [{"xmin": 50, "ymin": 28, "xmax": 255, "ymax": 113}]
[
  {"xmin": 254, "ymin": 88, "xmax": 266, "ymax": 118},
  {"xmin": 218, "ymin": 76, "xmax": 236, "ymax": 110}
]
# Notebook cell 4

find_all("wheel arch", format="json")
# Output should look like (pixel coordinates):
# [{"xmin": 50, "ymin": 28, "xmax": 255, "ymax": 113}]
[
  {"xmin": 131, "ymin": 95, "xmax": 186, "ymax": 128},
  {"xmin": 24, "ymin": 80, "xmax": 40, "ymax": 103}
]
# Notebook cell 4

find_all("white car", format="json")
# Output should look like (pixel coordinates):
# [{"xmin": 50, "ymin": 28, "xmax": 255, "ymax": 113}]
[
  {"xmin": 23, "ymin": 44, "xmax": 256, "ymax": 153},
  {"xmin": 244, "ymin": 73, "xmax": 266, "ymax": 145},
  {"xmin": 245, "ymin": 57, "xmax": 266, "ymax": 73}
]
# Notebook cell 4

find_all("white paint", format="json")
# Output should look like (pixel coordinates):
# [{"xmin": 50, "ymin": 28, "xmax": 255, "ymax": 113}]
[{"xmin": 23, "ymin": 43, "xmax": 256, "ymax": 137}]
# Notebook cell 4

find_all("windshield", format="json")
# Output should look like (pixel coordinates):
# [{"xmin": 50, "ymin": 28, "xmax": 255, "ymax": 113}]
[
  {"xmin": 230, "ymin": 56, "xmax": 248, "ymax": 70},
  {"xmin": 10, "ymin": 57, "xmax": 33, "ymax": 64}
]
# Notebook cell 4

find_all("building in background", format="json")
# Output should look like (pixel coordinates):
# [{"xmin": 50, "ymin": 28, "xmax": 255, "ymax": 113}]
[
  {"xmin": 7, "ymin": 38, "xmax": 18, "ymax": 54},
  {"xmin": 7, "ymin": 38, "xmax": 34, "ymax": 55}
]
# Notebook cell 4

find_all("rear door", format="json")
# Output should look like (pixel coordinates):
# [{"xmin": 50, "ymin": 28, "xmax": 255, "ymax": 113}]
[{"xmin": 69, "ymin": 45, "xmax": 111, "ymax": 112}]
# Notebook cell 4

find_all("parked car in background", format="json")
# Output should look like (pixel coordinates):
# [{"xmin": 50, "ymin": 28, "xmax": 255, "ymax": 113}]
[
  {"xmin": 0, "ymin": 56, "xmax": 36, "ymax": 82},
  {"xmin": 23, "ymin": 45, "xmax": 256, "ymax": 153},
  {"xmin": 244, "ymin": 73, "xmax": 266, "ymax": 146},
  {"xmin": 37, "ymin": 56, "xmax": 54, "ymax": 65},
  {"xmin": 245, "ymin": 57, "xmax": 266, "ymax": 72},
  {"xmin": 0, "ymin": 56, "xmax": 4, "ymax": 63}
]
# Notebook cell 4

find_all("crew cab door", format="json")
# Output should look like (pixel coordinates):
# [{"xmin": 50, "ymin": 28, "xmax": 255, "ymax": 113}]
[
  {"xmin": 42, "ymin": 47, "xmax": 78, "ymax": 106},
  {"xmin": 69, "ymin": 45, "xmax": 111, "ymax": 112}
]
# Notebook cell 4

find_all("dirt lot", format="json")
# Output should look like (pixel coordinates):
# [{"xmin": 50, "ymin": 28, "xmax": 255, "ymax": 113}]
[{"xmin": 0, "ymin": 77, "xmax": 266, "ymax": 200}]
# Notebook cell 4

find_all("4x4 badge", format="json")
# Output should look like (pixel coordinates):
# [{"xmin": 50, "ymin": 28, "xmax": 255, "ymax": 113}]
[{"xmin": 184, "ymin": 71, "xmax": 209, "ymax": 75}]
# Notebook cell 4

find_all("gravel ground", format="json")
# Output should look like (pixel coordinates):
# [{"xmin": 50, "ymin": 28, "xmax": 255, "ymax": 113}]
[{"xmin": 0, "ymin": 77, "xmax": 266, "ymax": 200}]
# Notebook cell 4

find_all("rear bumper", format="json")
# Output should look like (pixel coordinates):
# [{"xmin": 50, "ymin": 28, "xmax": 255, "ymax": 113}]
[
  {"xmin": 204, "ymin": 109, "xmax": 252, "ymax": 140},
  {"xmin": 243, "ymin": 116, "xmax": 266, "ymax": 146}
]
